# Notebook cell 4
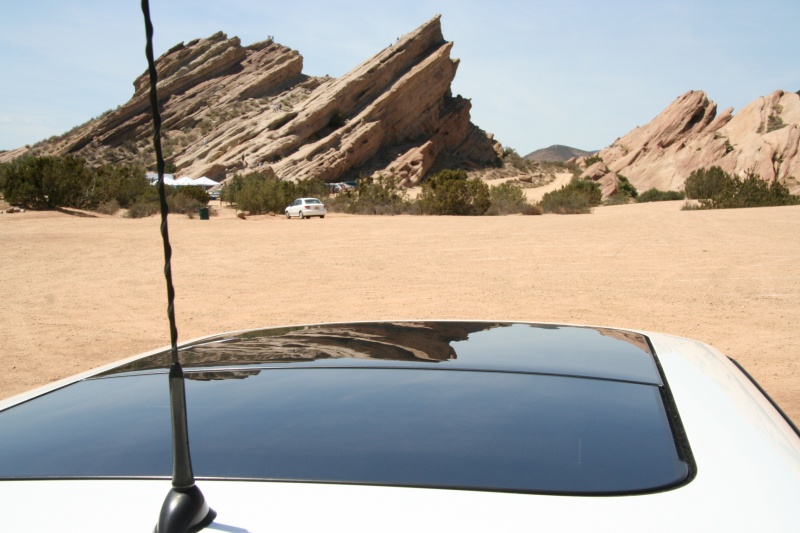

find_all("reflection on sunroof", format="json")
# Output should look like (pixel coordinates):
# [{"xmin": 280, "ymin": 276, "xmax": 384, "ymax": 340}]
[{"xmin": 103, "ymin": 322, "xmax": 661, "ymax": 384}]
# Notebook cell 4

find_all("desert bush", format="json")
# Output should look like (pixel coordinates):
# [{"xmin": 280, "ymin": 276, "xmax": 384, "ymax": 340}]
[
  {"xmin": 125, "ymin": 200, "xmax": 160, "ymax": 218},
  {"xmin": 520, "ymin": 203, "xmax": 544, "ymax": 215},
  {"xmin": 95, "ymin": 199, "xmax": 121, "ymax": 215},
  {"xmin": 0, "ymin": 162, "xmax": 9, "ymax": 189},
  {"xmin": 538, "ymin": 179, "xmax": 601, "ymax": 214},
  {"xmin": 502, "ymin": 147, "xmax": 537, "ymax": 173},
  {"xmin": 91, "ymin": 164, "xmax": 149, "ymax": 208},
  {"xmin": 173, "ymin": 186, "xmax": 210, "ymax": 205},
  {"xmin": 685, "ymin": 166, "xmax": 799, "ymax": 209},
  {"xmin": 617, "ymin": 174, "xmax": 638, "ymax": 198},
  {"xmin": 637, "ymin": 188, "xmax": 686, "ymax": 202},
  {"xmin": 417, "ymin": 169, "xmax": 491, "ymax": 216},
  {"xmin": 767, "ymin": 115, "xmax": 786, "ymax": 133},
  {"xmin": 699, "ymin": 170, "xmax": 799, "ymax": 209},
  {"xmin": 1, "ymin": 156, "xmax": 153, "ymax": 211},
  {"xmin": 583, "ymin": 155, "xmax": 603, "ymax": 166},
  {"xmin": 604, "ymin": 194, "xmax": 631, "ymax": 205},
  {"xmin": 344, "ymin": 174, "xmax": 410, "ymax": 215},
  {"xmin": 231, "ymin": 172, "xmax": 328, "ymax": 214},
  {"xmin": 486, "ymin": 182, "xmax": 527, "ymax": 215},
  {"xmin": 167, "ymin": 192, "xmax": 208, "ymax": 215},
  {"xmin": 684, "ymin": 166, "xmax": 731, "ymax": 199},
  {"xmin": 2, "ymin": 155, "xmax": 94, "ymax": 209}
]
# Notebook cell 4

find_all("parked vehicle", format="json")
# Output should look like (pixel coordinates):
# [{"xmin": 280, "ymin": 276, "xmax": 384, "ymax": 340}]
[
  {"xmin": 285, "ymin": 198, "xmax": 327, "ymax": 219},
  {"xmin": 1, "ymin": 321, "xmax": 799, "ymax": 531}
]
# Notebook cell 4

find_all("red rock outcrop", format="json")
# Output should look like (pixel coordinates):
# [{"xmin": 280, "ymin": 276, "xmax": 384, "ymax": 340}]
[
  {"xmin": 597, "ymin": 90, "xmax": 800, "ymax": 194},
  {"xmin": 0, "ymin": 16, "xmax": 498, "ymax": 187}
]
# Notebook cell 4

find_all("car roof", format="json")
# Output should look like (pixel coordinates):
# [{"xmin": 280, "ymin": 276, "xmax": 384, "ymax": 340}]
[
  {"xmin": 1, "ymin": 322, "xmax": 799, "ymax": 531},
  {"xmin": 0, "ymin": 321, "xmax": 688, "ymax": 496}
]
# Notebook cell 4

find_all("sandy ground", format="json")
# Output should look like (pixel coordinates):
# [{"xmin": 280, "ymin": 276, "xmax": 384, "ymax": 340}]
[{"xmin": 1, "ymin": 201, "xmax": 799, "ymax": 422}]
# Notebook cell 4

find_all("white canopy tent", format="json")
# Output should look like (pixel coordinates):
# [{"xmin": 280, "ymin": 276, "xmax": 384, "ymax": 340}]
[
  {"xmin": 193, "ymin": 177, "xmax": 218, "ymax": 187},
  {"xmin": 146, "ymin": 173, "xmax": 175, "ymax": 184},
  {"xmin": 175, "ymin": 176, "xmax": 198, "ymax": 186}
]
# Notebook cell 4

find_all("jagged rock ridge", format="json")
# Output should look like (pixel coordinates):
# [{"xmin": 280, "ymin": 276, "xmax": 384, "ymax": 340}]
[
  {"xmin": 581, "ymin": 90, "xmax": 800, "ymax": 194},
  {"xmin": 0, "ymin": 16, "xmax": 500, "ymax": 187}
]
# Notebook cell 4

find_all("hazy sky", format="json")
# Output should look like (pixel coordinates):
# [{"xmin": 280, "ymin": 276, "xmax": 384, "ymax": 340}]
[{"xmin": 1, "ymin": 0, "xmax": 798, "ymax": 153}]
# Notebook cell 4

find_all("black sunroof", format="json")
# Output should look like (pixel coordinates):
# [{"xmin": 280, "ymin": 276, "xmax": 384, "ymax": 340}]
[{"xmin": 0, "ymin": 366, "xmax": 688, "ymax": 494}]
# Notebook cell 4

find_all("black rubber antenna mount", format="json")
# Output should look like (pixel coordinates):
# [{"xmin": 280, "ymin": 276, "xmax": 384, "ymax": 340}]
[{"xmin": 140, "ymin": 1, "xmax": 216, "ymax": 531}]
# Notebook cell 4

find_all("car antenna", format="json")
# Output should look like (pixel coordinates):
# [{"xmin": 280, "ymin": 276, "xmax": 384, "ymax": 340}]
[{"xmin": 140, "ymin": 1, "xmax": 216, "ymax": 531}]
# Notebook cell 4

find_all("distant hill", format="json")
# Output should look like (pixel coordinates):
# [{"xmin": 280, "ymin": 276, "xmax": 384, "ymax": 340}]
[{"xmin": 523, "ymin": 145, "xmax": 597, "ymax": 162}]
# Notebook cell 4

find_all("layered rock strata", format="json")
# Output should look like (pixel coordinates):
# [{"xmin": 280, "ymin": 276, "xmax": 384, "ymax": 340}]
[
  {"xmin": 1, "ymin": 16, "xmax": 498, "ymax": 187},
  {"xmin": 593, "ymin": 90, "xmax": 800, "ymax": 194}
]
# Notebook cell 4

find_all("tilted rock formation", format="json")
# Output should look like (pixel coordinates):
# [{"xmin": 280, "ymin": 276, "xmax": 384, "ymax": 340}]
[
  {"xmin": 595, "ymin": 90, "xmax": 800, "ymax": 194},
  {"xmin": 0, "ymin": 16, "xmax": 499, "ymax": 187}
]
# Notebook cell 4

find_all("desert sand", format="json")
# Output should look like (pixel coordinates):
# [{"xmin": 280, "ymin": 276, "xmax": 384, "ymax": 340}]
[{"xmin": 1, "ymin": 201, "xmax": 799, "ymax": 422}]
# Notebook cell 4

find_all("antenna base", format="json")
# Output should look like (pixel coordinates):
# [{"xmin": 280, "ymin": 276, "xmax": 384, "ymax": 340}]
[{"xmin": 154, "ymin": 484, "xmax": 216, "ymax": 533}]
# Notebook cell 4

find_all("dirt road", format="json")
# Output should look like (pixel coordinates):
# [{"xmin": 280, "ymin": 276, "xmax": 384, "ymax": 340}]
[{"xmin": 1, "ymin": 202, "xmax": 799, "ymax": 421}]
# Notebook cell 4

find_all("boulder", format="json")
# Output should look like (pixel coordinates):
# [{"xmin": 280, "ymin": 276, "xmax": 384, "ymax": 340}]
[
  {"xmin": 581, "ymin": 161, "xmax": 608, "ymax": 181},
  {"xmin": 236, "ymin": 210, "xmax": 247, "ymax": 219},
  {"xmin": 598, "ymin": 172, "xmax": 620, "ymax": 197}
]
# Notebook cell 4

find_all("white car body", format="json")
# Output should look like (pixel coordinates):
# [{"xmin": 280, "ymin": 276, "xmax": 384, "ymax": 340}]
[
  {"xmin": 1, "ymin": 323, "xmax": 799, "ymax": 532},
  {"xmin": 285, "ymin": 197, "xmax": 327, "ymax": 219}
]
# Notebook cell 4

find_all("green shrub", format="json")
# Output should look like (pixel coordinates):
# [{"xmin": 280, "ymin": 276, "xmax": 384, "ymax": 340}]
[
  {"xmin": 604, "ymin": 194, "xmax": 632, "ymax": 205},
  {"xmin": 583, "ymin": 155, "xmax": 603, "ymax": 166},
  {"xmin": 617, "ymin": 174, "xmax": 638, "ymax": 198},
  {"xmin": 767, "ymin": 115, "xmax": 786, "ymax": 133},
  {"xmin": 538, "ymin": 179, "xmax": 601, "ymax": 214},
  {"xmin": 417, "ymin": 169, "xmax": 491, "ymax": 216},
  {"xmin": 0, "ymin": 162, "xmax": 9, "ymax": 189},
  {"xmin": 1, "ymin": 156, "xmax": 152, "ymax": 211},
  {"xmin": 699, "ymin": 169, "xmax": 800, "ymax": 209},
  {"xmin": 166, "ymin": 192, "xmax": 207, "ymax": 214},
  {"xmin": 173, "ymin": 186, "xmax": 209, "ymax": 205},
  {"xmin": 520, "ymin": 203, "xmax": 543, "ymax": 215},
  {"xmin": 231, "ymin": 172, "xmax": 328, "ymax": 214},
  {"xmin": 636, "ymin": 188, "xmax": 686, "ymax": 202},
  {"xmin": 96, "ymin": 200, "xmax": 121, "ymax": 215},
  {"xmin": 2, "ymin": 155, "xmax": 94, "ymax": 209},
  {"xmin": 502, "ymin": 147, "xmax": 536, "ymax": 173},
  {"xmin": 92, "ymin": 164, "xmax": 149, "ymax": 208},
  {"xmin": 344, "ymin": 174, "xmax": 410, "ymax": 215},
  {"xmin": 487, "ymin": 182, "xmax": 527, "ymax": 215},
  {"xmin": 125, "ymin": 200, "xmax": 160, "ymax": 218},
  {"xmin": 684, "ymin": 166, "xmax": 731, "ymax": 199}
]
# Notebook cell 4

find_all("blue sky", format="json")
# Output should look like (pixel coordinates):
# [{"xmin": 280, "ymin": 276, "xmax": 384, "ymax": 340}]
[{"xmin": 1, "ymin": 0, "xmax": 798, "ymax": 153}]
